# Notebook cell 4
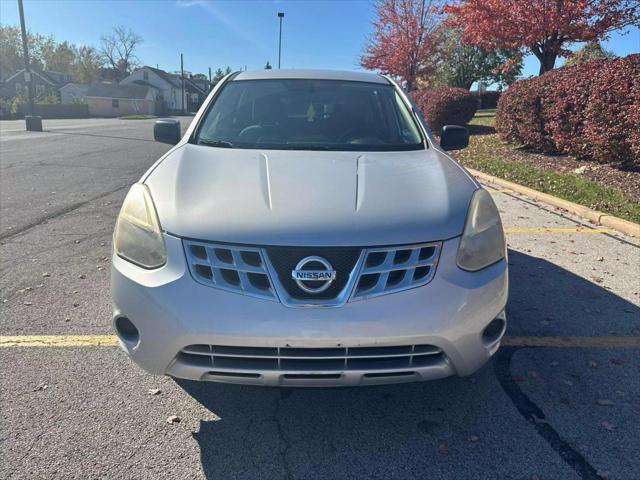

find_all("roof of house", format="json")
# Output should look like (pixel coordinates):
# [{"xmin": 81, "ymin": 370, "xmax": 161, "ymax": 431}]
[
  {"xmin": 60, "ymin": 82, "xmax": 90, "ymax": 93},
  {"xmin": 142, "ymin": 66, "xmax": 182, "ymax": 88},
  {"xmin": 4, "ymin": 68, "xmax": 67, "ymax": 86},
  {"xmin": 234, "ymin": 69, "xmax": 388, "ymax": 84},
  {"xmin": 86, "ymin": 83, "xmax": 153, "ymax": 99},
  {"xmin": 183, "ymin": 76, "xmax": 206, "ymax": 94}
]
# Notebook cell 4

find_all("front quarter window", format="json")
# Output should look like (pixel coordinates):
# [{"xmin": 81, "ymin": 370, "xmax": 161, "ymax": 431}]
[{"xmin": 195, "ymin": 79, "xmax": 424, "ymax": 151}]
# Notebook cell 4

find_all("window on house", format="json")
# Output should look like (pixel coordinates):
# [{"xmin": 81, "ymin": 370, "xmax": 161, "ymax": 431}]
[
  {"xmin": 143, "ymin": 71, "xmax": 149, "ymax": 81},
  {"xmin": 112, "ymin": 99, "xmax": 119, "ymax": 108},
  {"xmin": 35, "ymin": 84, "xmax": 45, "ymax": 96},
  {"xmin": 16, "ymin": 83, "xmax": 23, "ymax": 95}
]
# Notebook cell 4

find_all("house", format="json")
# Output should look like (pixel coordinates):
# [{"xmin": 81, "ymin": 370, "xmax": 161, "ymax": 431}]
[
  {"xmin": 183, "ymin": 75, "xmax": 207, "ymax": 112},
  {"xmin": 85, "ymin": 83, "xmax": 158, "ymax": 117},
  {"xmin": 121, "ymin": 66, "xmax": 181, "ymax": 113},
  {"xmin": 0, "ymin": 68, "xmax": 71, "ymax": 99},
  {"xmin": 121, "ymin": 66, "xmax": 207, "ymax": 114},
  {"xmin": 59, "ymin": 83, "xmax": 89, "ymax": 104}
]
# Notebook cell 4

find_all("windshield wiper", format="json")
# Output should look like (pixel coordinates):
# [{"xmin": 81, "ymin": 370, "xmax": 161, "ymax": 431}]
[{"xmin": 198, "ymin": 139, "xmax": 234, "ymax": 148}]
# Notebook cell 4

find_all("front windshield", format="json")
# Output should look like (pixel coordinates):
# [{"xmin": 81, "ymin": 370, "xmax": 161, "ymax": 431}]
[{"xmin": 194, "ymin": 79, "xmax": 424, "ymax": 151}]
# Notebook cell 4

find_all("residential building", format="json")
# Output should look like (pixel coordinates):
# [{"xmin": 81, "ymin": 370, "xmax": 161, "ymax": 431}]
[
  {"xmin": 86, "ymin": 83, "xmax": 158, "ymax": 117},
  {"xmin": 59, "ymin": 83, "xmax": 89, "ymax": 104},
  {"xmin": 121, "ymin": 66, "xmax": 207, "ymax": 113},
  {"xmin": 0, "ymin": 68, "xmax": 71, "ymax": 99}
]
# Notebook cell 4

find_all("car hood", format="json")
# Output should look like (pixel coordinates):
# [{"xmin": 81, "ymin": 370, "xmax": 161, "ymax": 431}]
[{"xmin": 144, "ymin": 144, "xmax": 477, "ymax": 246}]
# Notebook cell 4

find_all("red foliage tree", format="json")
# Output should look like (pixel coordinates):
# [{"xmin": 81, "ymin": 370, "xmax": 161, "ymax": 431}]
[
  {"xmin": 361, "ymin": 0, "xmax": 444, "ymax": 91},
  {"xmin": 446, "ymin": 0, "xmax": 639, "ymax": 74}
]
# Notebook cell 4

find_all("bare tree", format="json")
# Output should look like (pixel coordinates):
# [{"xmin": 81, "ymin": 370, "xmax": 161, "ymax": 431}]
[{"xmin": 100, "ymin": 26, "xmax": 142, "ymax": 81}]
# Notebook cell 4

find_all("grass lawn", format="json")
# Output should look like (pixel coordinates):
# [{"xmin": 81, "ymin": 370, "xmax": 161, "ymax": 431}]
[
  {"xmin": 451, "ymin": 110, "xmax": 640, "ymax": 224},
  {"xmin": 119, "ymin": 114, "xmax": 158, "ymax": 120}
]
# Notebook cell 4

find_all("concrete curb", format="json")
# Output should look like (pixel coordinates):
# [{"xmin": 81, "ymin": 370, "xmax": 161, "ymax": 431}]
[{"xmin": 467, "ymin": 168, "xmax": 640, "ymax": 238}]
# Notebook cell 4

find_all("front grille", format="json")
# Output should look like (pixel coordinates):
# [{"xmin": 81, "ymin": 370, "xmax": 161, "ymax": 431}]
[
  {"xmin": 352, "ymin": 243, "xmax": 441, "ymax": 300},
  {"xmin": 183, "ymin": 240, "xmax": 276, "ymax": 300},
  {"xmin": 182, "ymin": 239, "xmax": 442, "ymax": 306},
  {"xmin": 264, "ymin": 246, "xmax": 362, "ymax": 300},
  {"xmin": 179, "ymin": 344, "xmax": 445, "ymax": 372}
]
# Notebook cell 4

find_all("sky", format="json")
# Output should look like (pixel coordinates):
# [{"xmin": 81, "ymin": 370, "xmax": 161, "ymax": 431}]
[{"xmin": 1, "ymin": 0, "xmax": 639, "ymax": 79}]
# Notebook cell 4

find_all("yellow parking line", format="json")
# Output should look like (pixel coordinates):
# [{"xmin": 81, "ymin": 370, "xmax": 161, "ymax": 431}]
[
  {"xmin": 504, "ymin": 227, "xmax": 613, "ymax": 234},
  {"xmin": 0, "ymin": 335, "xmax": 118, "ymax": 347},
  {"xmin": 1, "ymin": 335, "xmax": 639, "ymax": 348},
  {"xmin": 503, "ymin": 336, "xmax": 640, "ymax": 348}
]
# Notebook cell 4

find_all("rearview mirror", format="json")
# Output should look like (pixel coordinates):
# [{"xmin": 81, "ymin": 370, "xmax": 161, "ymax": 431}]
[
  {"xmin": 154, "ymin": 119, "xmax": 181, "ymax": 145},
  {"xmin": 440, "ymin": 125, "xmax": 469, "ymax": 151}
]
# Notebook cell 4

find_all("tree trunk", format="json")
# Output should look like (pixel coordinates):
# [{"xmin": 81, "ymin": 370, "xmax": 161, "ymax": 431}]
[
  {"xmin": 538, "ymin": 53, "xmax": 557, "ymax": 74},
  {"xmin": 406, "ymin": 78, "xmax": 416, "ymax": 92}
]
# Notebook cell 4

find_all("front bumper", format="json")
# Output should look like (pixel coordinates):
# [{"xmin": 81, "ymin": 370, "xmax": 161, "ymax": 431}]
[{"xmin": 111, "ymin": 234, "xmax": 508, "ymax": 387}]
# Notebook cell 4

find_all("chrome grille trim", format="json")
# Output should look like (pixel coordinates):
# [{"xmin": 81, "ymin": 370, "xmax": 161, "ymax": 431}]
[
  {"xmin": 182, "ymin": 239, "xmax": 441, "ymax": 305},
  {"xmin": 179, "ymin": 344, "xmax": 445, "ymax": 373},
  {"xmin": 183, "ymin": 240, "xmax": 277, "ymax": 301},
  {"xmin": 351, "ymin": 242, "xmax": 442, "ymax": 300}
]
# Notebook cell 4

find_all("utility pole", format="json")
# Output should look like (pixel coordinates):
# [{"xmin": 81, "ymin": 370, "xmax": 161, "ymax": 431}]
[
  {"xmin": 208, "ymin": 67, "xmax": 212, "ymax": 92},
  {"xmin": 180, "ymin": 53, "xmax": 185, "ymax": 114},
  {"xmin": 277, "ymin": 12, "xmax": 284, "ymax": 69},
  {"xmin": 18, "ymin": 0, "xmax": 41, "ymax": 131}
]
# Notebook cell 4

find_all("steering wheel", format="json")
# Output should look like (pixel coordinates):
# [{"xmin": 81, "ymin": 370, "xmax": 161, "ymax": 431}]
[
  {"xmin": 238, "ymin": 124, "xmax": 281, "ymax": 141},
  {"xmin": 238, "ymin": 124, "xmax": 263, "ymax": 138},
  {"xmin": 338, "ymin": 128, "xmax": 381, "ymax": 144}
]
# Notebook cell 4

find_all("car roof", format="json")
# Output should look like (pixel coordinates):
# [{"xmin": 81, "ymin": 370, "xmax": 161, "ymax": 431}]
[{"xmin": 233, "ymin": 69, "xmax": 389, "ymax": 84}]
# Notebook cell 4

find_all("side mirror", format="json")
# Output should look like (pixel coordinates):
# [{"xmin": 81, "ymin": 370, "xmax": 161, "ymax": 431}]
[
  {"xmin": 440, "ymin": 125, "xmax": 469, "ymax": 151},
  {"xmin": 154, "ymin": 119, "xmax": 181, "ymax": 145}
]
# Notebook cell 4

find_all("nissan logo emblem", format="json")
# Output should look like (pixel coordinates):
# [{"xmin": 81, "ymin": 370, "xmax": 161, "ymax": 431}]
[{"xmin": 291, "ymin": 256, "xmax": 337, "ymax": 294}]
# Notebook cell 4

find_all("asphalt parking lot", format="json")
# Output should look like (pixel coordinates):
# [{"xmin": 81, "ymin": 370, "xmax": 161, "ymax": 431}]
[{"xmin": 1, "ymin": 117, "xmax": 639, "ymax": 480}]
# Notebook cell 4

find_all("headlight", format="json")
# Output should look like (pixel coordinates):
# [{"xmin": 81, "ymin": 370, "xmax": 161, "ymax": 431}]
[
  {"xmin": 457, "ymin": 189, "xmax": 505, "ymax": 271},
  {"xmin": 114, "ymin": 184, "xmax": 166, "ymax": 269}
]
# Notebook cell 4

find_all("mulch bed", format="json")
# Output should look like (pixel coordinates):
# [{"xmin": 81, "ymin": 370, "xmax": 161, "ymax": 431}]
[{"xmin": 467, "ymin": 128, "xmax": 640, "ymax": 201}]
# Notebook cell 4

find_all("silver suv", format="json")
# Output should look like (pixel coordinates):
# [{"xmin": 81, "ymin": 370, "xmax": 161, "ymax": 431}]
[{"xmin": 111, "ymin": 69, "xmax": 507, "ymax": 387}]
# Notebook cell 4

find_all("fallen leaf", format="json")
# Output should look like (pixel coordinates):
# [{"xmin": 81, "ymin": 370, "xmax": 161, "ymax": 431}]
[
  {"xmin": 78, "ymin": 274, "xmax": 86, "ymax": 279},
  {"xmin": 148, "ymin": 388, "xmax": 162, "ymax": 395},
  {"xmin": 166, "ymin": 415, "xmax": 181, "ymax": 425},
  {"xmin": 33, "ymin": 383, "xmax": 48, "ymax": 392},
  {"xmin": 438, "ymin": 440, "xmax": 449, "ymax": 456},
  {"xmin": 589, "ymin": 360, "xmax": 598, "ymax": 368},
  {"xmin": 42, "ymin": 272, "xmax": 50, "ymax": 277},
  {"xmin": 601, "ymin": 421, "xmax": 615, "ymax": 431},
  {"xmin": 466, "ymin": 435, "xmax": 479, "ymax": 443},
  {"xmin": 596, "ymin": 257, "xmax": 604, "ymax": 262}
]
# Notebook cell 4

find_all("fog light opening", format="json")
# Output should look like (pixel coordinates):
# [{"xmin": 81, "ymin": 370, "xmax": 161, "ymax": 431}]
[
  {"xmin": 482, "ymin": 316, "xmax": 506, "ymax": 346},
  {"xmin": 115, "ymin": 316, "xmax": 139, "ymax": 346}
]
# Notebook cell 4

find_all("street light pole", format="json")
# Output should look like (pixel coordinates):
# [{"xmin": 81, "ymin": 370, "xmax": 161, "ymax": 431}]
[
  {"xmin": 17, "ymin": 0, "xmax": 40, "ymax": 131},
  {"xmin": 277, "ymin": 12, "xmax": 284, "ymax": 69},
  {"xmin": 180, "ymin": 53, "xmax": 185, "ymax": 114}
]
